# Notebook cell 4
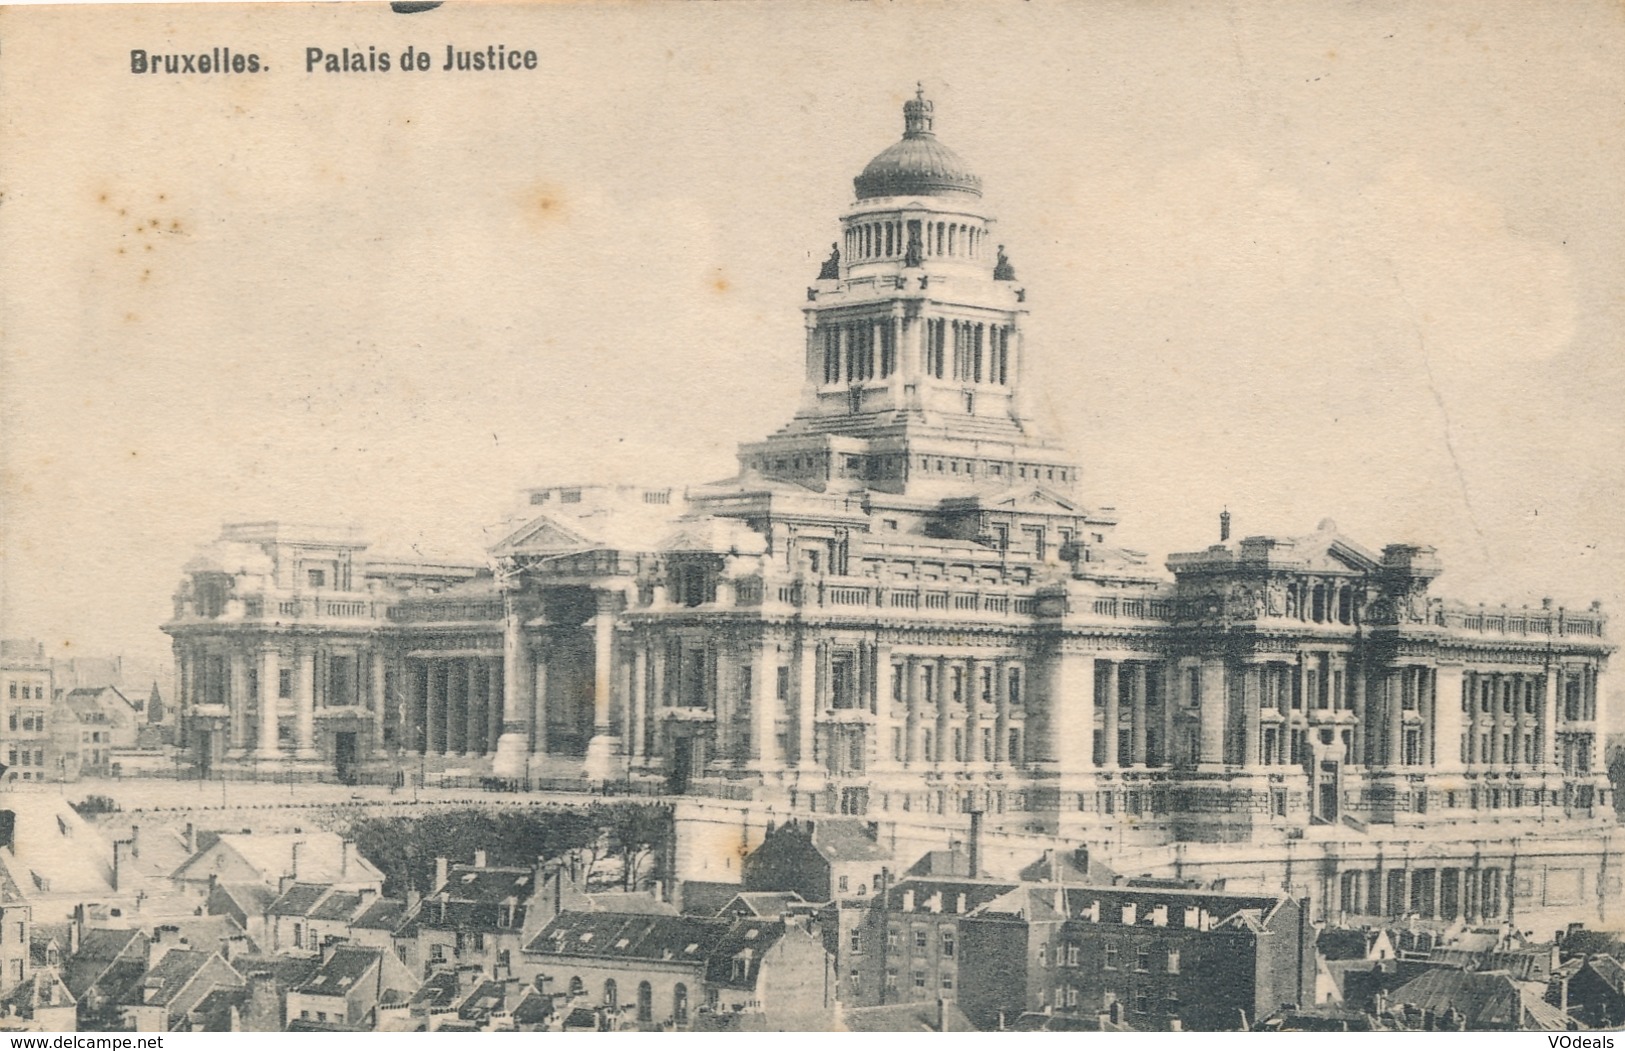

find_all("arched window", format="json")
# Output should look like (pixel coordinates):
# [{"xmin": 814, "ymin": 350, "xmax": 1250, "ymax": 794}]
[
  {"xmin": 673, "ymin": 983, "xmax": 689, "ymax": 1025},
  {"xmin": 637, "ymin": 981, "xmax": 653, "ymax": 1022},
  {"xmin": 569, "ymin": 976, "xmax": 585, "ymax": 999},
  {"xmin": 604, "ymin": 979, "xmax": 618, "ymax": 1008}
]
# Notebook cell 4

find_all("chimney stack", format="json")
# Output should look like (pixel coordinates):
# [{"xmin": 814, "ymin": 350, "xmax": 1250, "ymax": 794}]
[
  {"xmin": 1220, "ymin": 509, "xmax": 1231, "ymax": 542},
  {"xmin": 291, "ymin": 840, "xmax": 305, "ymax": 882},
  {"xmin": 184, "ymin": 822, "xmax": 197, "ymax": 855},
  {"xmin": 341, "ymin": 840, "xmax": 352, "ymax": 879},
  {"xmin": 435, "ymin": 856, "xmax": 449, "ymax": 889},
  {"xmin": 474, "ymin": 849, "xmax": 488, "ymax": 869},
  {"xmin": 130, "ymin": 824, "xmax": 141, "ymax": 858}
]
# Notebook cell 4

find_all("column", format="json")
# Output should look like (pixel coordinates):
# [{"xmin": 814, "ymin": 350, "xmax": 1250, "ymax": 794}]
[
  {"xmin": 796, "ymin": 638, "xmax": 818, "ymax": 768},
  {"xmin": 631, "ymin": 644, "xmax": 649, "ymax": 763},
  {"xmin": 228, "ymin": 649, "xmax": 249, "ymax": 752},
  {"xmin": 1242, "ymin": 663, "xmax": 1262, "ymax": 768},
  {"xmin": 1590, "ymin": 665, "xmax": 1606, "ymax": 773},
  {"xmin": 935, "ymin": 658, "xmax": 953, "ymax": 766},
  {"xmin": 905, "ymin": 657, "xmax": 923, "ymax": 764},
  {"xmin": 256, "ymin": 645, "xmax": 281, "ymax": 758},
  {"xmin": 1386, "ymin": 671, "xmax": 1403, "ymax": 768},
  {"xmin": 648, "ymin": 643, "xmax": 665, "ymax": 762},
  {"xmin": 963, "ymin": 657, "xmax": 980, "ymax": 765},
  {"xmin": 993, "ymin": 660, "xmax": 1009, "ymax": 765},
  {"xmin": 493, "ymin": 589, "xmax": 533, "ymax": 777},
  {"xmin": 394, "ymin": 656, "xmax": 413, "ymax": 755},
  {"xmin": 1101, "ymin": 660, "xmax": 1120, "ymax": 768},
  {"xmin": 582, "ymin": 592, "xmax": 622, "ymax": 779},
  {"xmin": 476, "ymin": 657, "xmax": 494, "ymax": 754},
  {"xmin": 1160, "ymin": 664, "xmax": 1176, "ymax": 768},
  {"xmin": 425, "ymin": 660, "xmax": 444, "ymax": 755},
  {"xmin": 1419, "ymin": 667, "xmax": 1435, "ymax": 767},
  {"xmin": 295, "ymin": 646, "xmax": 316, "ymax": 758},
  {"xmin": 1129, "ymin": 663, "xmax": 1148, "ymax": 767},
  {"xmin": 532, "ymin": 654, "xmax": 549, "ymax": 757},
  {"xmin": 1488, "ymin": 674, "xmax": 1505, "ymax": 767},
  {"xmin": 1435, "ymin": 664, "xmax": 1465, "ymax": 771},
  {"xmin": 370, "ymin": 649, "xmax": 386, "ymax": 756},
  {"xmin": 874, "ymin": 644, "xmax": 896, "ymax": 768},
  {"xmin": 751, "ymin": 641, "xmax": 777, "ymax": 769},
  {"xmin": 1046, "ymin": 650, "xmax": 1096, "ymax": 772},
  {"xmin": 444, "ymin": 659, "xmax": 462, "ymax": 755},
  {"xmin": 1198, "ymin": 659, "xmax": 1226, "ymax": 768},
  {"xmin": 464, "ymin": 660, "xmax": 482, "ymax": 755}
]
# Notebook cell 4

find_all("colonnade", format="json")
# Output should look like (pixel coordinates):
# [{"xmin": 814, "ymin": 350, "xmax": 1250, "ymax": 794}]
[{"xmin": 1335, "ymin": 863, "xmax": 1508, "ymax": 922}]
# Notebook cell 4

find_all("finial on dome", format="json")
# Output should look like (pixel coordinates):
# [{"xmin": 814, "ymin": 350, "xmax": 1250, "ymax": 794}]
[{"xmin": 903, "ymin": 82, "xmax": 934, "ymax": 137}]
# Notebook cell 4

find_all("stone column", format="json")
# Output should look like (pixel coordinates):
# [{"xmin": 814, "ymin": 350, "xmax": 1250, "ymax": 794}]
[
  {"xmin": 1198, "ymin": 659, "xmax": 1226, "ymax": 768},
  {"xmin": 1242, "ymin": 663, "xmax": 1262, "ymax": 768},
  {"xmin": 532, "ymin": 655, "xmax": 549, "ymax": 757},
  {"xmin": 256, "ymin": 645, "xmax": 281, "ymax": 758},
  {"xmin": 1160, "ymin": 663, "xmax": 1176, "ymax": 767},
  {"xmin": 464, "ymin": 660, "xmax": 482, "ymax": 755},
  {"xmin": 1589, "ymin": 665, "xmax": 1606, "ymax": 773},
  {"xmin": 1386, "ymin": 671, "xmax": 1404, "ymax": 768},
  {"xmin": 295, "ymin": 646, "xmax": 317, "ymax": 758},
  {"xmin": 1434, "ymin": 664, "xmax": 1465, "ymax": 771},
  {"xmin": 493, "ymin": 588, "xmax": 533, "ymax": 778},
  {"xmin": 225, "ymin": 649, "xmax": 248, "ymax": 752},
  {"xmin": 1129, "ymin": 662, "xmax": 1148, "ymax": 767},
  {"xmin": 1100, "ymin": 660, "xmax": 1120, "ymax": 768},
  {"xmin": 963, "ymin": 657, "xmax": 980, "ymax": 765},
  {"xmin": 443, "ymin": 658, "xmax": 462, "ymax": 755},
  {"xmin": 874, "ymin": 644, "xmax": 896, "ymax": 767},
  {"xmin": 582, "ymin": 591, "xmax": 623, "ymax": 779},
  {"xmin": 935, "ymin": 658, "xmax": 953, "ymax": 766},
  {"xmin": 993, "ymin": 660, "xmax": 1010, "ymax": 765},
  {"xmin": 1488, "ymin": 673, "xmax": 1505, "ymax": 767},
  {"xmin": 905, "ymin": 657, "xmax": 923, "ymax": 765},
  {"xmin": 1047, "ymin": 650, "xmax": 1096, "ymax": 773},
  {"xmin": 751, "ymin": 641, "xmax": 777, "ymax": 770},
  {"xmin": 630, "ymin": 644, "xmax": 649, "ymax": 762},
  {"xmin": 647, "ymin": 643, "xmax": 664, "ymax": 763},
  {"xmin": 484, "ymin": 658, "xmax": 501, "ymax": 754},
  {"xmin": 796, "ymin": 637, "xmax": 818, "ymax": 768},
  {"xmin": 425, "ymin": 660, "xmax": 444, "ymax": 755},
  {"xmin": 371, "ymin": 649, "xmax": 387, "ymax": 756}
]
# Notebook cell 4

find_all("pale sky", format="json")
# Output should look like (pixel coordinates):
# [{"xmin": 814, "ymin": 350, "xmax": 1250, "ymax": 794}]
[{"xmin": 2, "ymin": 1, "xmax": 1622, "ymax": 726}]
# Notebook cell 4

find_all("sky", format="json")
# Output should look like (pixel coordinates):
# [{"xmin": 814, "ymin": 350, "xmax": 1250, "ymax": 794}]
[{"xmin": 2, "ymin": 0, "xmax": 1622, "ymax": 725}]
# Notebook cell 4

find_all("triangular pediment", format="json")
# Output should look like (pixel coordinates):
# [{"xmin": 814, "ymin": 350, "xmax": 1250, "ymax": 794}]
[
  {"xmin": 984, "ymin": 485, "xmax": 1080, "ymax": 514},
  {"xmin": 489, "ymin": 514, "xmax": 593, "ymax": 556}
]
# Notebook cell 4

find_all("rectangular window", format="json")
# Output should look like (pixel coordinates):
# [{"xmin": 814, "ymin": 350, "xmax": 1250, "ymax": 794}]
[
  {"xmin": 307, "ymin": 569, "xmax": 325, "ymax": 588},
  {"xmin": 850, "ymin": 931, "xmax": 862, "ymax": 954},
  {"xmin": 1166, "ymin": 949, "xmax": 1180, "ymax": 974},
  {"xmin": 914, "ymin": 930, "xmax": 927, "ymax": 950},
  {"xmin": 942, "ymin": 931, "xmax": 955, "ymax": 958},
  {"xmin": 913, "ymin": 970, "xmax": 926, "ymax": 989},
  {"xmin": 776, "ymin": 666, "xmax": 790, "ymax": 701},
  {"xmin": 1135, "ymin": 946, "xmax": 1150, "ymax": 972},
  {"xmin": 1103, "ymin": 943, "xmax": 1119, "ymax": 970}
]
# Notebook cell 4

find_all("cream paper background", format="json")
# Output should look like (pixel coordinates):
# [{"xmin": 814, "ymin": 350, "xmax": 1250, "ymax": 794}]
[{"xmin": 1, "ymin": 0, "xmax": 1621, "ymax": 745}]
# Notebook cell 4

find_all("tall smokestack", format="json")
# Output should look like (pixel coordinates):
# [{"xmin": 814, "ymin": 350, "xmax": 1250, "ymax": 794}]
[{"xmin": 1220, "ymin": 509, "xmax": 1231, "ymax": 542}]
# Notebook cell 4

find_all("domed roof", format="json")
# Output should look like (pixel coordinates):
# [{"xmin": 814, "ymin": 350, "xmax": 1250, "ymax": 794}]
[{"xmin": 853, "ymin": 86, "xmax": 982, "ymax": 201}]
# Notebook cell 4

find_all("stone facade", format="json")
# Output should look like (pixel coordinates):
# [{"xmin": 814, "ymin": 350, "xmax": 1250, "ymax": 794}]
[{"xmin": 161, "ymin": 89, "xmax": 1616, "ymax": 929}]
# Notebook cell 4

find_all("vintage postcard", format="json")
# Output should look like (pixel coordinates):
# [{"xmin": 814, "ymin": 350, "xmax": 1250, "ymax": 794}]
[{"xmin": 1, "ymin": 0, "xmax": 1621, "ymax": 1036}]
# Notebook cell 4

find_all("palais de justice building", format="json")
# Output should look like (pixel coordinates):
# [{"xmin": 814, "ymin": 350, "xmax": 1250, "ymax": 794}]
[{"xmin": 163, "ymin": 89, "xmax": 1616, "ymax": 928}]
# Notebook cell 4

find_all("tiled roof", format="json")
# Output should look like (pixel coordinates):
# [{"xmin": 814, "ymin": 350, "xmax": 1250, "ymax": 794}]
[
  {"xmin": 703, "ymin": 920, "xmax": 787, "ymax": 990},
  {"xmin": 509, "ymin": 988, "xmax": 554, "ymax": 1025},
  {"xmin": 269, "ymin": 883, "xmax": 333, "ymax": 917},
  {"xmin": 351, "ymin": 897, "xmax": 408, "ymax": 931},
  {"xmin": 122, "ymin": 949, "xmax": 216, "ymax": 1008},
  {"xmin": 407, "ymin": 970, "xmax": 462, "ymax": 1010},
  {"xmin": 308, "ymin": 890, "xmax": 364, "ymax": 922},
  {"xmin": 720, "ymin": 891, "xmax": 806, "ymax": 917},
  {"xmin": 394, "ymin": 866, "xmax": 536, "ymax": 936},
  {"xmin": 882, "ymin": 877, "xmax": 1020, "ymax": 915},
  {"xmin": 811, "ymin": 820, "xmax": 891, "ymax": 862},
  {"xmin": 294, "ymin": 946, "xmax": 379, "ymax": 996},
  {"xmin": 213, "ymin": 882, "xmax": 278, "ymax": 918},
  {"xmin": 1390, "ymin": 968, "xmax": 1525, "ymax": 1028},
  {"xmin": 524, "ymin": 912, "xmax": 728, "ymax": 965},
  {"xmin": 1318, "ymin": 928, "xmax": 1377, "ymax": 961},
  {"xmin": 229, "ymin": 954, "xmax": 321, "ymax": 989},
  {"xmin": 1586, "ymin": 954, "xmax": 1625, "ymax": 996}
]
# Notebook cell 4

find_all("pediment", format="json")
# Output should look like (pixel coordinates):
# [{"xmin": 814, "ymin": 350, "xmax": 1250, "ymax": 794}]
[
  {"xmin": 490, "ymin": 515, "xmax": 593, "ymax": 556},
  {"xmin": 985, "ymin": 485, "xmax": 1080, "ymax": 514}
]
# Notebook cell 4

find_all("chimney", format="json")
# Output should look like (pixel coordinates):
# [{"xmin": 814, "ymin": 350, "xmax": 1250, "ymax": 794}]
[
  {"xmin": 956, "ymin": 893, "xmax": 967, "ymax": 915},
  {"xmin": 935, "ymin": 997, "xmax": 948, "ymax": 1032},
  {"xmin": 184, "ymin": 823, "xmax": 197, "ymax": 855},
  {"xmin": 112, "ymin": 839, "xmax": 129, "ymax": 892},
  {"xmin": 291, "ymin": 840, "xmax": 305, "ymax": 882},
  {"xmin": 406, "ymin": 886, "xmax": 422, "ymax": 914},
  {"xmin": 457, "ymin": 965, "xmax": 481, "ymax": 995},
  {"xmin": 70, "ymin": 904, "xmax": 83, "ymax": 955},
  {"xmin": 130, "ymin": 824, "xmax": 141, "ymax": 858},
  {"xmin": 902, "ymin": 889, "xmax": 915, "ymax": 912},
  {"xmin": 1220, "ymin": 509, "xmax": 1231, "ymax": 542},
  {"xmin": 245, "ymin": 971, "xmax": 280, "ymax": 1032},
  {"xmin": 341, "ymin": 840, "xmax": 352, "ymax": 879},
  {"xmin": 967, "ymin": 808, "xmax": 982, "ymax": 879},
  {"xmin": 435, "ymin": 856, "xmax": 449, "ymax": 889},
  {"xmin": 474, "ymin": 849, "xmax": 488, "ymax": 869}
]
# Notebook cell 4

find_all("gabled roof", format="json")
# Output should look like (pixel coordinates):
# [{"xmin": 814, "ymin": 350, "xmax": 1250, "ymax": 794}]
[
  {"xmin": 1319, "ymin": 928, "xmax": 1380, "ymax": 961},
  {"xmin": 228, "ymin": 954, "xmax": 321, "ymax": 990},
  {"xmin": 703, "ymin": 920, "xmax": 787, "ymax": 990},
  {"xmin": 121, "ymin": 950, "xmax": 220, "ymax": 1008},
  {"xmin": 523, "ymin": 911, "xmax": 727, "ymax": 966},
  {"xmin": 396, "ymin": 867, "xmax": 537, "ymax": 937},
  {"xmin": 171, "ymin": 832, "xmax": 381, "ymax": 887},
  {"xmin": 351, "ymin": 896, "xmax": 408, "ymax": 932},
  {"xmin": 1390, "ymin": 968, "xmax": 1529, "ymax": 1029},
  {"xmin": 268, "ymin": 883, "xmax": 333, "ymax": 917},
  {"xmin": 407, "ymin": 970, "xmax": 462, "ymax": 1010},
  {"xmin": 719, "ymin": 891, "xmax": 807, "ymax": 918},
  {"xmin": 0, "ymin": 970, "xmax": 77, "ymax": 1017},
  {"xmin": 883, "ymin": 877, "xmax": 1022, "ymax": 916},
  {"xmin": 1584, "ymin": 954, "xmax": 1625, "ymax": 996},
  {"xmin": 806, "ymin": 819, "xmax": 890, "ymax": 863},
  {"xmin": 212, "ymin": 882, "xmax": 278, "ymax": 918},
  {"xmin": 294, "ymin": 946, "xmax": 380, "ymax": 997},
  {"xmin": 509, "ymin": 987, "xmax": 555, "ymax": 1025},
  {"xmin": 308, "ymin": 890, "xmax": 365, "ymax": 922}
]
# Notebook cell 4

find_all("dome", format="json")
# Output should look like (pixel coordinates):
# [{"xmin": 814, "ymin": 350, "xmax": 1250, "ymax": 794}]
[{"xmin": 853, "ymin": 86, "xmax": 982, "ymax": 201}]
